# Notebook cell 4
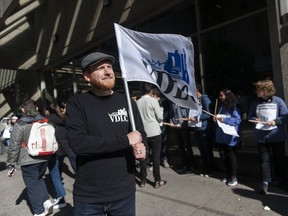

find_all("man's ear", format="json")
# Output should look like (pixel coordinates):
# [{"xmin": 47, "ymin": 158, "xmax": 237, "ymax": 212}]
[{"xmin": 83, "ymin": 71, "xmax": 90, "ymax": 82}]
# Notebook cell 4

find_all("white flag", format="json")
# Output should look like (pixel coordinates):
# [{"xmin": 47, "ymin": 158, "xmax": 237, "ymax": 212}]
[{"xmin": 114, "ymin": 23, "xmax": 198, "ymax": 111}]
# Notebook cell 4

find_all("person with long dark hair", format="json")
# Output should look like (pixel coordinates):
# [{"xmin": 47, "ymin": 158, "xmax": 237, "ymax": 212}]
[
  {"xmin": 213, "ymin": 89, "xmax": 241, "ymax": 187},
  {"xmin": 45, "ymin": 102, "xmax": 69, "ymax": 209}
]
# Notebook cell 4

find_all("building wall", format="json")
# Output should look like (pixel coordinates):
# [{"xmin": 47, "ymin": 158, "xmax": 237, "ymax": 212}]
[
  {"xmin": 1, "ymin": 0, "xmax": 288, "ymax": 122},
  {"xmin": 31, "ymin": 0, "xmax": 185, "ymax": 72}
]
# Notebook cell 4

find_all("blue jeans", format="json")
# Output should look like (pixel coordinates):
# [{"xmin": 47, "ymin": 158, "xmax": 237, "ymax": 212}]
[
  {"xmin": 21, "ymin": 162, "xmax": 50, "ymax": 214},
  {"xmin": 257, "ymin": 142, "xmax": 286, "ymax": 183},
  {"xmin": 48, "ymin": 155, "xmax": 66, "ymax": 198},
  {"xmin": 74, "ymin": 194, "xmax": 135, "ymax": 216}
]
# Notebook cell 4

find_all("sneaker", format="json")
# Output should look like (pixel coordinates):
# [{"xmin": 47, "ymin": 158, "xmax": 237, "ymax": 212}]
[
  {"xmin": 162, "ymin": 160, "xmax": 170, "ymax": 168},
  {"xmin": 227, "ymin": 178, "xmax": 238, "ymax": 187},
  {"xmin": 53, "ymin": 197, "xmax": 62, "ymax": 205},
  {"xmin": 221, "ymin": 177, "xmax": 228, "ymax": 183},
  {"xmin": 53, "ymin": 197, "xmax": 66, "ymax": 209},
  {"xmin": 43, "ymin": 199, "xmax": 53, "ymax": 215},
  {"xmin": 200, "ymin": 173, "xmax": 210, "ymax": 178},
  {"xmin": 147, "ymin": 166, "xmax": 153, "ymax": 171},
  {"xmin": 177, "ymin": 166, "xmax": 193, "ymax": 174},
  {"xmin": 154, "ymin": 180, "xmax": 167, "ymax": 188},
  {"xmin": 139, "ymin": 180, "xmax": 146, "ymax": 188},
  {"xmin": 258, "ymin": 183, "xmax": 268, "ymax": 195}
]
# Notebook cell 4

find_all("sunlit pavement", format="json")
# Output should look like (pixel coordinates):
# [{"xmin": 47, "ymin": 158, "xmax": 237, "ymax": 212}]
[{"xmin": 1, "ymin": 142, "xmax": 288, "ymax": 216}]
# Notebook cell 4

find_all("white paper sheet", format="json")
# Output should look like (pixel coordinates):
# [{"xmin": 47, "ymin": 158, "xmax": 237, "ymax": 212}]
[{"xmin": 217, "ymin": 120, "xmax": 239, "ymax": 137}]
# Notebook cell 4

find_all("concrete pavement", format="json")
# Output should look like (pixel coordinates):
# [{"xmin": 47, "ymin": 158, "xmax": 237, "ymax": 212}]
[{"xmin": 1, "ymin": 145, "xmax": 288, "ymax": 216}]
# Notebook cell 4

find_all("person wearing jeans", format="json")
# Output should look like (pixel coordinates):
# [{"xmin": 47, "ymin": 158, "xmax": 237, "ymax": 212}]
[
  {"xmin": 48, "ymin": 155, "xmax": 67, "ymax": 209},
  {"xmin": 6, "ymin": 99, "xmax": 54, "ymax": 216},
  {"xmin": 248, "ymin": 79, "xmax": 288, "ymax": 195},
  {"xmin": 66, "ymin": 52, "xmax": 146, "ymax": 216},
  {"xmin": 21, "ymin": 163, "xmax": 51, "ymax": 214},
  {"xmin": 74, "ymin": 194, "xmax": 135, "ymax": 216}
]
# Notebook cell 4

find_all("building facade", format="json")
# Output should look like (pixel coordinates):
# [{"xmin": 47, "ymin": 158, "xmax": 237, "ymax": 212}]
[{"xmin": 0, "ymin": 0, "xmax": 287, "ymax": 118}]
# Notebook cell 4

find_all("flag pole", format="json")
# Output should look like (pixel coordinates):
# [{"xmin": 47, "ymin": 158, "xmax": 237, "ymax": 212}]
[
  {"xmin": 214, "ymin": 99, "xmax": 218, "ymax": 115},
  {"xmin": 123, "ymin": 77, "xmax": 136, "ymax": 131}
]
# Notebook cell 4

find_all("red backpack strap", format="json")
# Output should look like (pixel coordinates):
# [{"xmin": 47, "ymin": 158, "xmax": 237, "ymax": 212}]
[{"xmin": 32, "ymin": 118, "xmax": 49, "ymax": 124}]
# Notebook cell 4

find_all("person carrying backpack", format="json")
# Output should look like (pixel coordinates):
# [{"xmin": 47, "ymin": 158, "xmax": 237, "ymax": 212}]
[{"xmin": 6, "ymin": 99, "xmax": 55, "ymax": 216}]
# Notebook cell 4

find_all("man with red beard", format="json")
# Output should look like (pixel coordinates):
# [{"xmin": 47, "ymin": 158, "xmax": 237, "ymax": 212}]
[{"xmin": 65, "ymin": 52, "xmax": 147, "ymax": 216}]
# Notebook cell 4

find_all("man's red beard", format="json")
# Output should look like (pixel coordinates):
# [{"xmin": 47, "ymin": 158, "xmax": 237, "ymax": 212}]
[{"xmin": 93, "ymin": 77, "xmax": 115, "ymax": 90}]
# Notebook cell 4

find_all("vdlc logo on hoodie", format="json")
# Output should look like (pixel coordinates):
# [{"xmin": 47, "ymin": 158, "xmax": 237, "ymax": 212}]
[{"xmin": 108, "ymin": 108, "xmax": 128, "ymax": 123}]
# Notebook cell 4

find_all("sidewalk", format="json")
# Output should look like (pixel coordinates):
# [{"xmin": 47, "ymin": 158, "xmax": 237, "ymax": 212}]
[{"xmin": 1, "ymin": 145, "xmax": 288, "ymax": 216}]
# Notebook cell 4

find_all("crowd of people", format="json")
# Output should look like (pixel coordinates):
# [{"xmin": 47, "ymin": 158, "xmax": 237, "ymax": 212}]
[
  {"xmin": 2, "ymin": 51, "xmax": 288, "ymax": 216},
  {"xmin": 0, "ymin": 115, "xmax": 18, "ymax": 149}
]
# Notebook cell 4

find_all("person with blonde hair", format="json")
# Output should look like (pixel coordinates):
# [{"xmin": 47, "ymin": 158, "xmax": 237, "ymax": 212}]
[{"xmin": 248, "ymin": 79, "xmax": 288, "ymax": 195}]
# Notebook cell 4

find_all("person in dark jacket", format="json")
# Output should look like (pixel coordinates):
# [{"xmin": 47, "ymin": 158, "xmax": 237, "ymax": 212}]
[
  {"xmin": 189, "ymin": 84, "xmax": 215, "ymax": 177},
  {"xmin": 159, "ymin": 94, "xmax": 171, "ymax": 168},
  {"xmin": 65, "ymin": 52, "xmax": 147, "ymax": 216},
  {"xmin": 248, "ymin": 79, "xmax": 288, "ymax": 195},
  {"xmin": 170, "ymin": 103, "xmax": 194, "ymax": 174},
  {"xmin": 46, "ymin": 102, "xmax": 76, "ymax": 174},
  {"xmin": 6, "ymin": 99, "xmax": 54, "ymax": 216},
  {"xmin": 45, "ymin": 102, "xmax": 70, "ymax": 209}
]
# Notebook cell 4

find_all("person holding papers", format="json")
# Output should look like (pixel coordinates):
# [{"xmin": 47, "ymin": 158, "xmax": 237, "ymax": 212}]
[
  {"xmin": 189, "ymin": 84, "xmax": 214, "ymax": 177},
  {"xmin": 170, "ymin": 103, "xmax": 195, "ymax": 174},
  {"xmin": 248, "ymin": 79, "xmax": 288, "ymax": 195},
  {"xmin": 213, "ymin": 89, "xmax": 241, "ymax": 187}
]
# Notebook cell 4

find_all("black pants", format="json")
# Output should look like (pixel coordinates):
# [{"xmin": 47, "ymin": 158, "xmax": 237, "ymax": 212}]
[
  {"xmin": 194, "ymin": 129, "xmax": 214, "ymax": 174},
  {"xmin": 176, "ymin": 127, "xmax": 194, "ymax": 168},
  {"xmin": 257, "ymin": 141, "xmax": 286, "ymax": 183},
  {"xmin": 160, "ymin": 126, "xmax": 169, "ymax": 162},
  {"xmin": 140, "ymin": 135, "xmax": 162, "ymax": 181},
  {"xmin": 218, "ymin": 144, "xmax": 237, "ymax": 179}
]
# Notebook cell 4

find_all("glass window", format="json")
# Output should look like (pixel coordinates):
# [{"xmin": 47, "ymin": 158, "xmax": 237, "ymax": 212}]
[
  {"xmin": 138, "ymin": 3, "xmax": 197, "ymax": 35},
  {"xmin": 200, "ymin": 0, "xmax": 266, "ymax": 29},
  {"xmin": 201, "ymin": 12, "xmax": 271, "ymax": 100}
]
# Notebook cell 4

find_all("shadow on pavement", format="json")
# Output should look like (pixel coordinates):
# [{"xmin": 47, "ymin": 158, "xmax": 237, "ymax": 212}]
[{"xmin": 232, "ymin": 187, "xmax": 288, "ymax": 215}]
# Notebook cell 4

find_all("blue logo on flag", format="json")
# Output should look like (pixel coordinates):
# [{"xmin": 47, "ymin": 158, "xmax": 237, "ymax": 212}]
[{"xmin": 140, "ymin": 50, "xmax": 189, "ymax": 84}]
